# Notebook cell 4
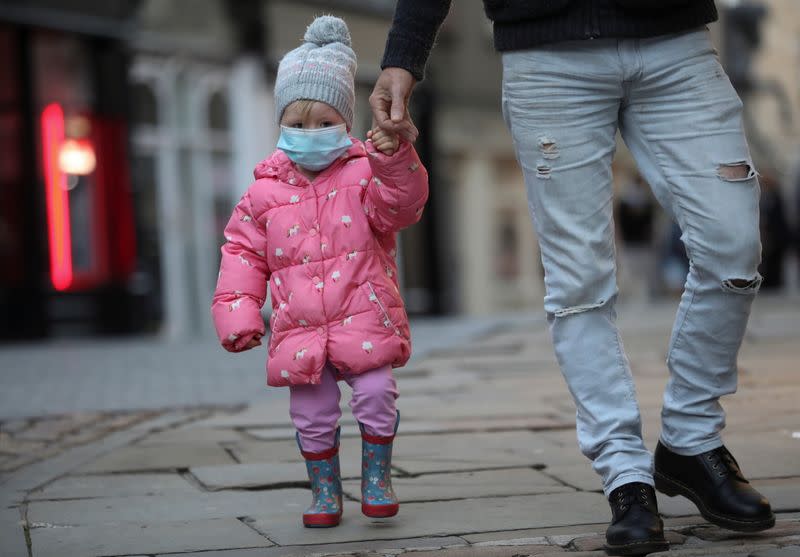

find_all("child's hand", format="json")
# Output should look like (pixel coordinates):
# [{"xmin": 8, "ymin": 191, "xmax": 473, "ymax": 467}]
[
  {"xmin": 224, "ymin": 331, "xmax": 263, "ymax": 352},
  {"xmin": 367, "ymin": 127, "xmax": 400, "ymax": 156}
]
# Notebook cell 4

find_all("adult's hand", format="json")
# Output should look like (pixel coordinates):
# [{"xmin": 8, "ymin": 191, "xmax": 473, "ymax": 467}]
[{"xmin": 369, "ymin": 67, "xmax": 419, "ymax": 143}]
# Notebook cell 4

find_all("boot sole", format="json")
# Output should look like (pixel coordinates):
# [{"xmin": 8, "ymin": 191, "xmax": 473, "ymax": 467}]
[
  {"xmin": 303, "ymin": 513, "xmax": 342, "ymax": 528},
  {"xmin": 654, "ymin": 470, "xmax": 775, "ymax": 532},
  {"xmin": 604, "ymin": 539, "xmax": 669, "ymax": 556},
  {"xmin": 362, "ymin": 502, "xmax": 399, "ymax": 518}
]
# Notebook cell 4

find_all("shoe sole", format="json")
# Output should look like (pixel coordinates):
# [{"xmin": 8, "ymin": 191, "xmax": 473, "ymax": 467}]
[
  {"xmin": 604, "ymin": 540, "xmax": 669, "ymax": 556},
  {"xmin": 303, "ymin": 513, "xmax": 342, "ymax": 528},
  {"xmin": 654, "ymin": 470, "xmax": 775, "ymax": 532},
  {"xmin": 362, "ymin": 502, "xmax": 399, "ymax": 518}
]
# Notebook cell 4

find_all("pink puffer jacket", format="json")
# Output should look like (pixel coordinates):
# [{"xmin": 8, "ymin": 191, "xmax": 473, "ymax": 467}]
[{"xmin": 211, "ymin": 138, "xmax": 428, "ymax": 387}]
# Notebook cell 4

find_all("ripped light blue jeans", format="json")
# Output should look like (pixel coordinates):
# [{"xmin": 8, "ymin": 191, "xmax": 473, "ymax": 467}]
[{"xmin": 501, "ymin": 28, "xmax": 762, "ymax": 496}]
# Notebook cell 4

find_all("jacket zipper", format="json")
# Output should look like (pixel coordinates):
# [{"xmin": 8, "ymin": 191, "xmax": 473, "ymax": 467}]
[{"xmin": 367, "ymin": 281, "xmax": 401, "ymax": 336}]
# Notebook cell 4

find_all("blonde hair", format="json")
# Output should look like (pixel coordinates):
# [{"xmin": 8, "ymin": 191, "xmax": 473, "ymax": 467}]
[{"xmin": 285, "ymin": 99, "xmax": 317, "ymax": 120}]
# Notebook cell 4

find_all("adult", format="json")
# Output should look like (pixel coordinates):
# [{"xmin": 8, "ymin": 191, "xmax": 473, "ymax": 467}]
[{"xmin": 370, "ymin": 1, "xmax": 774, "ymax": 555}]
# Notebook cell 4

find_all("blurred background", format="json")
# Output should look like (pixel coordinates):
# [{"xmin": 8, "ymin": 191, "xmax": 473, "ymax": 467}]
[{"xmin": 0, "ymin": 0, "xmax": 798, "ymax": 344}]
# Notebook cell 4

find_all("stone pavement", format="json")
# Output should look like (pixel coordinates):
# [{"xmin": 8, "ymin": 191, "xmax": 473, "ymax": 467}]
[
  {"xmin": 1, "ymin": 296, "xmax": 799, "ymax": 557},
  {"xmin": 0, "ymin": 314, "xmax": 540, "ymax": 419}
]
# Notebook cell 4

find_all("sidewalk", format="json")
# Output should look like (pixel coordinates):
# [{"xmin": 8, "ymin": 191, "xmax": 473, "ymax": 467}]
[{"xmin": 1, "ymin": 296, "xmax": 799, "ymax": 557}]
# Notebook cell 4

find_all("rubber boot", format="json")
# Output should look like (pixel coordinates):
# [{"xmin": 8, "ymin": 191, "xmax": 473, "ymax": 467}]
[
  {"xmin": 297, "ymin": 427, "xmax": 343, "ymax": 527},
  {"xmin": 360, "ymin": 411, "xmax": 400, "ymax": 518}
]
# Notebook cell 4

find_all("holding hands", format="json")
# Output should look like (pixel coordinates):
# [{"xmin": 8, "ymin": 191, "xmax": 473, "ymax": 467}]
[{"xmin": 367, "ymin": 127, "xmax": 401, "ymax": 156}]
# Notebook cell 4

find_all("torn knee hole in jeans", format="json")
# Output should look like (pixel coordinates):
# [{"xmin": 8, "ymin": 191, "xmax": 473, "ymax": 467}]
[
  {"xmin": 536, "ymin": 163, "xmax": 552, "ymax": 179},
  {"xmin": 538, "ymin": 136, "xmax": 560, "ymax": 160},
  {"xmin": 553, "ymin": 299, "xmax": 606, "ymax": 317},
  {"xmin": 721, "ymin": 275, "xmax": 762, "ymax": 294},
  {"xmin": 535, "ymin": 137, "xmax": 558, "ymax": 179},
  {"xmin": 717, "ymin": 161, "xmax": 757, "ymax": 182}
]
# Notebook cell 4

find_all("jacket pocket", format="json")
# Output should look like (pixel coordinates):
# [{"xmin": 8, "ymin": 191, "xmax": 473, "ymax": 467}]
[
  {"xmin": 359, "ymin": 281, "xmax": 407, "ymax": 339},
  {"xmin": 483, "ymin": 0, "xmax": 571, "ymax": 23}
]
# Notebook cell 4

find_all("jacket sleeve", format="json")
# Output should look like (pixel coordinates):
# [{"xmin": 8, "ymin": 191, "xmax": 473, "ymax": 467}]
[
  {"xmin": 363, "ymin": 140, "xmax": 429, "ymax": 235},
  {"xmin": 381, "ymin": 0, "xmax": 452, "ymax": 81},
  {"xmin": 211, "ymin": 189, "xmax": 269, "ymax": 349}
]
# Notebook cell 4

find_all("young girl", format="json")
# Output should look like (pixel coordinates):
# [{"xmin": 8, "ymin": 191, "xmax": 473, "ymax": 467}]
[{"xmin": 211, "ymin": 15, "xmax": 428, "ymax": 528}]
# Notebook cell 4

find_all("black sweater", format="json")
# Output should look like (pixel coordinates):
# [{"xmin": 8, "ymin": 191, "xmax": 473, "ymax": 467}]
[{"xmin": 382, "ymin": 0, "xmax": 718, "ymax": 81}]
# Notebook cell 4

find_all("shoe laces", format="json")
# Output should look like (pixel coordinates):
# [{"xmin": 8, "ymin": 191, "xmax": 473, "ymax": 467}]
[
  {"xmin": 613, "ymin": 483, "xmax": 652, "ymax": 514},
  {"xmin": 705, "ymin": 446, "xmax": 746, "ymax": 482}
]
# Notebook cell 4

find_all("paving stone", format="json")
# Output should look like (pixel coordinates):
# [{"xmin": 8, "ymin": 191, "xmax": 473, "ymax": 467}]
[
  {"xmin": 659, "ymin": 480, "xmax": 800, "ymax": 517},
  {"xmin": 80, "ymin": 444, "xmax": 235, "ymax": 473},
  {"xmin": 0, "ymin": 432, "xmax": 46, "ymax": 455},
  {"xmin": 723, "ymin": 435, "xmax": 800, "ymax": 480},
  {"xmin": 397, "ymin": 397, "xmax": 563, "ymax": 423},
  {"xmin": 392, "ymin": 431, "xmax": 573, "ymax": 474},
  {"xmin": 227, "ymin": 437, "xmax": 363, "ymax": 479},
  {"xmin": 0, "ymin": 452, "xmax": 42, "ymax": 473},
  {"xmin": 28, "ymin": 517, "xmax": 273, "ymax": 557},
  {"xmin": 27, "ymin": 489, "xmax": 309, "ymax": 526},
  {"xmin": 539, "ymin": 462, "xmax": 599, "ymax": 492},
  {"xmin": 404, "ymin": 545, "xmax": 564, "ymax": 556},
  {"xmin": 27, "ymin": 473, "xmax": 197, "ymax": 500},
  {"xmin": 462, "ymin": 523, "xmax": 607, "ymax": 544},
  {"xmin": 163, "ymin": 536, "xmax": 470, "ymax": 557},
  {"xmin": 15, "ymin": 413, "xmax": 104, "ymax": 441},
  {"xmin": 516, "ymin": 549, "xmax": 608, "ymax": 557},
  {"xmin": 690, "ymin": 520, "xmax": 800, "ymax": 542},
  {"xmin": 343, "ymin": 468, "xmax": 571, "ymax": 502},
  {"xmin": 250, "ymin": 491, "xmax": 608, "ymax": 545},
  {"xmin": 750, "ymin": 547, "xmax": 800, "ymax": 557},
  {"xmin": 471, "ymin": 536, "xmax": 548, "ymax": 546},
  {"xmin": 157, "ymin": 549, "xmax": 302, "ymax": 557},
  {"xmin": 189, "ymin": 402, "xmax": 291, "ymax": 429},
  {"xmin": 0, "ymin": 507, "xmax": 29, "ymax": 557},
  {"xmin": 399, "ymin": 415, "xmax": 570, "ymax": 435},
  {"xmin": 0, "ymin": 419, "xmax": 30, "ymax": 434},
  {"xmin": 570, "ymin": 530, "xmax": 686, "ymax": 552},
  {"xmin": 647, "ymin": 544, "xmax": 778, "ymax": 556},
  {"xmin": 244, "ymin": 422, "xmax": 364, "ymax": 442},
  {"xmin": 136, "ymin": 426, "xmax": 246, "ymax": 445},
  {"xmin": 244, "ymin": 426, "xmax": 325, "ymax": 442},
  {"xmin": 243, "ymin": 413, "xmax": 572, "ymax": 444},
  {"xmin": 191, "ymin": 462, "xmax": 307, "ymax": 490}
]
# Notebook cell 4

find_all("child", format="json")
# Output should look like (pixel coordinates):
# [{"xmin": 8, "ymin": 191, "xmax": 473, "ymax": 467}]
[{"xmin": 211, "ymin": 15, "xmax": 428, "ymax": 528}]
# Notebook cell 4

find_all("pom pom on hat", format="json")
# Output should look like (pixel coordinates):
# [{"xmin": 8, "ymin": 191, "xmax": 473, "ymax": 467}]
[{"xmin": 304, "ymin": 15, "xmax": 351, "ymax": 47}]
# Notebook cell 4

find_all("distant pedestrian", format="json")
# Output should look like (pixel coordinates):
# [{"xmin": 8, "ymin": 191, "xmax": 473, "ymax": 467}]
[
  {"xmin": 212, "ymin": 15, "xmax": 429, "ymax": 528},
  {"xmin": 371, "ymin": 1, "xmax": 773, "ymax": 554}
]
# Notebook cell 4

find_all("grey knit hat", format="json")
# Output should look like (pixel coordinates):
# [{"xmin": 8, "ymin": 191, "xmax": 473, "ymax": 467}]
[{"xmin": 274, "ymin": 15, "xmax": 357, "ymax": 128}]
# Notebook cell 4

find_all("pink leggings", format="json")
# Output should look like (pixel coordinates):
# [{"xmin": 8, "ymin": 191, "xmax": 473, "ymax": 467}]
[{"xmin": 289, "ymin": 361, "xmax": 398, "ymax": 453}]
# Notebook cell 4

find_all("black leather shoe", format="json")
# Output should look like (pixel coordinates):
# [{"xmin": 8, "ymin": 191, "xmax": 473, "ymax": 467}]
[
  {"xmin": 654, "ymin": 441, "xmax": 774, "ymax": 532},
  {"xmin": 605, "ymin": 482, "xmax": 669, "ymax": 556}
]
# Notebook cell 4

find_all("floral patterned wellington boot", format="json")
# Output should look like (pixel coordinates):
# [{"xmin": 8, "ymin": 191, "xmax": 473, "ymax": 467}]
[
  {"xmin": 360, "ymin": 411, "xmax": 400, "ymax": 518},
  {"xmin": 297, "ymin": 427, "xmax": 343, "ymax": 527}
]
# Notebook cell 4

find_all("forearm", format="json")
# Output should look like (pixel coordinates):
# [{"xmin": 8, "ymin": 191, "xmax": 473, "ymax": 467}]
[
  {"xmin": 211, "ymin": 191, "xmax": 269, "ymax": 345},
  {"xmin": 381, "ymin": 0, "xmax": 452, "ymax": 81},
  {"xmin": 364, "ymin": 141, "xmax": 429, "ymax": 232}
]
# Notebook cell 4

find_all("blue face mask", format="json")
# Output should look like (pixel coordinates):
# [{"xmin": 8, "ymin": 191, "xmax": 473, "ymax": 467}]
[{"xmin": 276, "ymin": 124, "xmax": 353, "ymax": 172}]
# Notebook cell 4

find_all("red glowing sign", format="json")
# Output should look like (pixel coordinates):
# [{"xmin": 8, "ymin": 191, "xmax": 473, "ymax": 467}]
[
  {"xmin": 58, "ymin": 138, "xmax": 96, "ymax": 176},
  {"xmin": 41, "ymin": 103, "xmax": 73, "ymax": 291}
]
